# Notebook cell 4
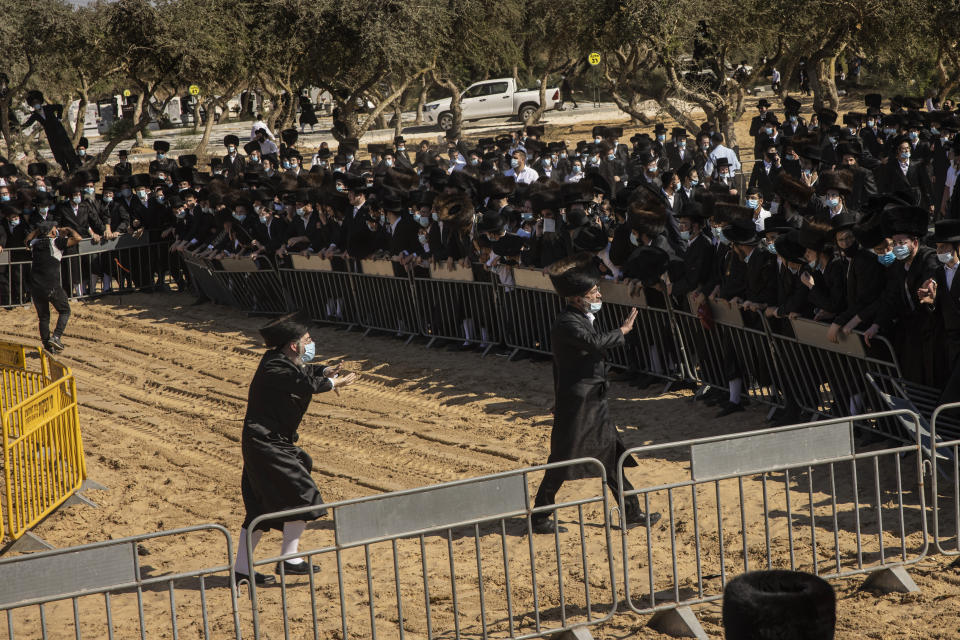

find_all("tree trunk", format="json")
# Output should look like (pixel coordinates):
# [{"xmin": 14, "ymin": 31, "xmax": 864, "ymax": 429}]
[
  {"xmin": 194, "ymin": 96, "xmax": 217, "ymax": 156},
  {"xmin": 525, "ymin": 72, "xmax": 550, "ymax": 125},
  {"xmin": 434, "ymin": 73, "xmax": 463, "ymax": 132},
  {"xmin": 607, "ymin": 87, "xmax": 654, "ymax": 126},
  {"xmin": 810, "ymin": 46, "xmax": 843, "ymax": 112},
  {"xmin": 71, "ymin": 74, "xmax": 90, "ymax": 147},
  {"xmin": 413, "ymin": 76, "xmax": 428, "ymax": 126},
  {"xmin": 511, "ymin": 65, "xmax": 519, "ymax": 89},
  {"xmin": 133, "ymin": 92, "xmax": 146, "ymax": 146},
  {"xmin": 393, "ymin": 101, "xmax": 403, "ymax": 139}
]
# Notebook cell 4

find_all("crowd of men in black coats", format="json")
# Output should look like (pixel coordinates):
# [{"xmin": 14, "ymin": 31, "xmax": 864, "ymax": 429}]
[{"xmin": 1, "ymin": 90, "xmax": 959, "ymax": 416}]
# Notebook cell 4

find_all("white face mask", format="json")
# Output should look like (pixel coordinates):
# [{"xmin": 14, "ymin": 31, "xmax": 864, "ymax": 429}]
[{"xmin": 939, "ymin": 251, "xmax": 955, "ymax": 264}]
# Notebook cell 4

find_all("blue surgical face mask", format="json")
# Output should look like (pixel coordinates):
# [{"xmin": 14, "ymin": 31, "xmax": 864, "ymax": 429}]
[
  {"xmin": 385, "ymin": 158, "xmax": 394, "ymax": 168},
  {"xmin": 679, "ymin": 229, "xmax": 691, "ymax": 241},
  {"xmin": 877, "ymin": 250, "xmax": 896, "ymax": 266},
  {"xmin": 766, "ymin": 241, "xmax": 777, "ymax": 255},
  {"xmin": 892, "ymin": 244, "xmax": 911, "ymax": 260},
  {"xmin": 432, "ymin": 211, "xmax": 439, "ymax": 222},
  {"xmin": 232, "ymin": 212, "xmax": 245, "ymax": 222},
  {"xmin": 630, "ymin": 232, "xmax": 640, "ymax": 246},
  {"xmin": 103, "ymin": 195, "xmax": 113, "ymax": 204},
  {"xmin": 808, "ymin": 259, "xmax": 819, "ymax": 270},
  {"xmin": 827, "ymin": 136, "xmax": 836, "ymax": 145},
  {"xmin": 765, "ymin": 127, "xmax": 774, "ymax": 136},
  {"xmin": 884, "ymin": 127, "xmax": 896, "ymax": 136},
  {"xmin": 39, "ymin": 206, "xmax": 50, "ymax": 215},
  {"xmin": 678, "ymin": 140, "xmax": 686, "ymax": 149},
  {"xmin": 8, "ymin": 218, "xmax": 19, "ymax": 228},
  {"xmin": 510, "ymin": 158, "xmax": 519, "ymax": 168},
  {"xmin": 746, "ymin": 198, "xmax": 759, "ymax": 209},
  {"xmin": 259, "ymin": 214, "xmax": 269, "ymax": 224},
  {"xmin": 72, "ymin": 195, "xmax": 82, "ymax": 205},
  {"xmin": 572, "ymin": 165, "xmax": 582, "ymax": 173},
  {"xmin": 78, "ymin": 149, "xmax": 86, "ymax": 157},
  {"xmin": 0, "ymin": 195, "xmax": 9, "ymax": 202},
  {"xmin": 379, "ymin": 214, "xmax": 386, "ymax": 225},
  {"xmin": 900, "ymin": 150, "xmax": 911, "ymax": 160},
  {"xmin": 826, "ymin": 196, "xmax": 840, "ymax": 208},
  {"xmin": 418, "ymin": 215, "xmax": 430, "ymax": 227},
  {"xmin": 301, "ymin": 341, "xmax": 315, "ymax": 363},
  {"xmin": 656, "ymin": 134, "xmax": 665, "ymax": 143},
  {"xmin": 156, "ymin": 195, "xmax": 165, "ymax": 203},
  {"xmin": 588, "ymin": 301, "xmax": 602, "ymax": 313},
  {"xmin": 789, "ymin": 115, "xmax": 798, "ymax": 123},
  {"xmin": 543, "ymin": 159, "xmax": 551, "ymax": 168},
  {"xmin": 690, "ymin": 178, "xmax": 699, "ymax": 187},
  {"xmin": 83, "ymin": 186, "xmax": 95, "ymax": 195},
  {"xmin": 176, "ymin": 210, "xmax": 187, "ymax": 219},
  {"xmin": 36, "ymin": 185, "xmax": 46, "ymax": 192},
  {"xmin": 938, "ymin": 251, "xmax": 955, "ymax": 264},
  {"xmin": 908, "ymin": 131, "xmax": 919, "ymax": 141},
  {"xmin": 157, "ymin": 153, "xmax": 165, "ymax": 160},
  {"xmin": 867, "ymin": 119, "xmax": 875, "ymax": 128}
]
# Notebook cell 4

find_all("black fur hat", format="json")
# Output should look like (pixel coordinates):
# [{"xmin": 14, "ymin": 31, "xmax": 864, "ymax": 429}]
[
  {"xmin": 723, "ymin": 570, "xmax": 835, "ymax": 640},
  {"xmin": 546, "ymin": 252, "xmax": 603, "ymax": 297},
  {"xmin": 259, "ymin": 311, "xmax": 311, "ymax": 349}
]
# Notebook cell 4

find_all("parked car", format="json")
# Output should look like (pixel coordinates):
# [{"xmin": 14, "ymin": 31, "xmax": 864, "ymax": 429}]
[{"xmin": 423, "ymin": 78, "xmax": 561, "ymax": 130}]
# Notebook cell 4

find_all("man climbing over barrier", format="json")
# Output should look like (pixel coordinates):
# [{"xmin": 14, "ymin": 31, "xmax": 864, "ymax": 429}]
[
  {"xmin": 234, "ymin": 311, "xmax": 357, "ymax": 586},
  {"xmin": 532, "ymin": 252, "xmax": 661, "ymax": 534},
  {"xmin": 26, "ymin": 220, "xmax": 82, "ymax": 353}
]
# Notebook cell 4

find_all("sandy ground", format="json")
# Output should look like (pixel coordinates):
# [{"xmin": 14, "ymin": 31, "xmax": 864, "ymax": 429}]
[
  {"xmin": 4, "ymin": 95, "xmax": 960, "ymax": 639},
  {"xmin": 0, "ymin": 291, "xmax": 955, "ymax": 640}
]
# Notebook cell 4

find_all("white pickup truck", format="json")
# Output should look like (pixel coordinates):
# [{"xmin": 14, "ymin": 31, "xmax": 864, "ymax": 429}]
[{"xmin": 423, "ymin": 78, "xmax": 561, "ymax": 130}]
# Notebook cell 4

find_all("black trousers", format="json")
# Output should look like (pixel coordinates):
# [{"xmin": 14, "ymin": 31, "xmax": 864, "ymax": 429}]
[
  {"xmin": 533, "ymin": 460, "xmax": 640, "ymax": 520},
  {"xmin": 31, "ymin": 284, "xmax": 70, "ymax": 342}
]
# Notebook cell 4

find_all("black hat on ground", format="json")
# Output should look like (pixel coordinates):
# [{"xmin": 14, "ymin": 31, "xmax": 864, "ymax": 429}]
[
  {"xmin": 723, "ymin": 570, "xmax": 835, "ymax": 640},
  {"xmin": 153, "ymin": 140, "xmax": 170, "ymax": 153},
  {"xmin": 932, "ymin": 219, "xmax": 960, "ymax": 244},
  {"xmin": 259, "ymin": 311, "xmax": 310, "ymax": 349},
  {"xmin": 546, "ymin": 252, "xmax": 602, "ymax": 297}
]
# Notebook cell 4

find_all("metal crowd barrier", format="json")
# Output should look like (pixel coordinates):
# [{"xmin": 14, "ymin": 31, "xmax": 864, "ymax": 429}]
[
  {"xmin": 929, "ymin": 402, "xmax": 960, "ymax": 556},
  {"xmin": 0, "ymin": 340, "xmax": 88, "ymax": 547},
  {"xmin": 498, "ymin": 268, "xmax": 563, "ymax": 359},
  {"xmin": 281, "ymin": 255, "xmax": 360, "ymax": 328},
  {"xmin": 766, "ymin": 317, "xmax": 903, "ymax": 423},
  {"xmin": 617, "ymin": 410, "xmax": 928, "ymax": 634},
  {"xmin": 0, "ymin": 524, "xmax": 242, "ymax": 640},
  {"xmin": 671, "ymin": 295, "xmax": 785, "ymax": 410},
  {"xmin": 598, "ymin": 282, "xmax": 689, "ymax": 387},
  {"xmin": 413, "ymin": 264, "xmax": 503, "ymax": 353},
  {"xmin": 351, "ymin": 259, "xmax": 424, "ymax": 340},
  {"xmin": 245, "ymin": 458, "xmax": 617, "ymax": 640}
]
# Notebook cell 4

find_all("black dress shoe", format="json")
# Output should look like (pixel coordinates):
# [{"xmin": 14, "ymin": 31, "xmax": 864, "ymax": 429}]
[
  {"xmin": 530, "ymin": 517, "xmax": 568, "ymax": 534},
  {"xmin": 716, "ymin": 401, "xmax": 745, "ymax": 417},
  {"xmin": 49, "ymin": 335, "xmax": 65, "ymax": 351},
  {"xmin": 623, "ymin": 510, "xmax": 662, "ymax": 529},
  {"xmin": 275, "ymin": 560, "xmax": 321, "ymax": 575},
  {"xmin": 234, "ymin": 571, "xmax": 276, "ymax": 586}
]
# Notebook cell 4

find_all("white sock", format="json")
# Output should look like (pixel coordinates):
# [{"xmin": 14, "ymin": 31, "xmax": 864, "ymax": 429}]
[
  {"xmin": 235, "ymin": 527, "xmax": 263, "ymax": 575},
  {"xmin": 281, "ymin": 520, "xmax": 306, "ymax": 565},
  {"xmin": 729, "ymin": 378, "xmax": 743, "ymax": 404}
]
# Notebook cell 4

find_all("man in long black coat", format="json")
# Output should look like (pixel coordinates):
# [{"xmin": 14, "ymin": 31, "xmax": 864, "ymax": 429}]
[
  {"xmin": 24, "ymin": 90, "xmax": 80, "ymax": 173},
  {"xmin": 531, "ymin": 252, "xmax": 660, "ymax": 533},
  {"xmin": 234, "ymin": 312, "xmax": 357, "ymax": 585}
]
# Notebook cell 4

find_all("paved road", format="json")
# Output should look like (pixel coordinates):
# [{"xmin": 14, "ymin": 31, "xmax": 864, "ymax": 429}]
[{"xmin": 80, "ymin": 102, "xmax": 639, "ymax": 164}]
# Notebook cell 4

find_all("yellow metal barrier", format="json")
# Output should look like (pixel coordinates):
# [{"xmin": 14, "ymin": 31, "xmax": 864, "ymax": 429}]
[{"xmin": 0, "ymin": 340, "xmax": 86, "ymax": 546}]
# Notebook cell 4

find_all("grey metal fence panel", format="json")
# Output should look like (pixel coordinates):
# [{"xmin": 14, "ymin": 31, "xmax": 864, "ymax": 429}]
[
  {"xmin": 929, "ymin": 402, "xmax": 960, "ymax": 555},
  {"xmin": 351, "ymin": 260, "xmax": 424, "ymax": 340},
  {"xmin": 412, "ymin": 267, "xmax": 502, "ymax": 353},
  {"xmin": 246, "ymin": 458, "xmax": 618, "ymax": 640},
  {"xmin": 0, "ymin": 524, "xmax": 242, "ymax": 640},
  {"xmin": 617, "ymin": 410, "xmax": 928, "ymax": 616},
  {"xmin": 279, "ymin": 258, "xmax": 360, "ymax": 327}
]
